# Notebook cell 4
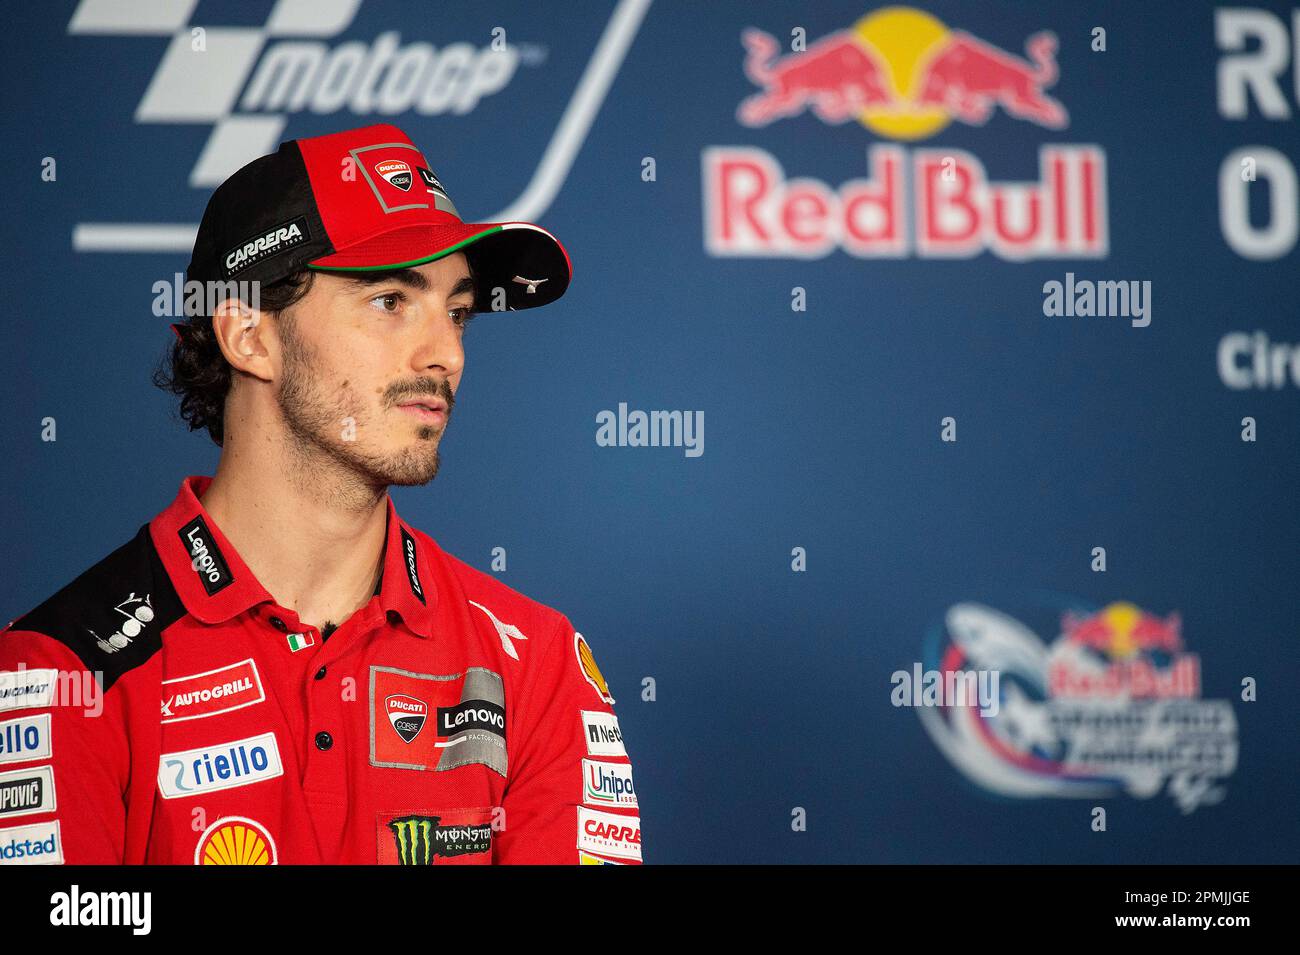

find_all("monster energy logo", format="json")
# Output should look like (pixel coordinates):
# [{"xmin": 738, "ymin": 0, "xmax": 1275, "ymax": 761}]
[{"xmin": 387, "ymin": 815, "xmax": 492, "ymax": 864}]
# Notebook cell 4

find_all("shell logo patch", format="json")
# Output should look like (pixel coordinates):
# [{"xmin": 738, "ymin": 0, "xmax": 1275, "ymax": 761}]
[
  {"xmin": 194, "ymin": 816, "xmax": 277, "ymax": 865},
  {"xmin": 575, "ymin": 632, "xmax": 614, "ymax": 705}
]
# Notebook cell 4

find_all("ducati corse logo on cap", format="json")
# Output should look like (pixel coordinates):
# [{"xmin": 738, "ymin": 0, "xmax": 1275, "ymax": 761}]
[{"xmin": 375, "ymin": 160, "xmax": 413, "ymax": 192}]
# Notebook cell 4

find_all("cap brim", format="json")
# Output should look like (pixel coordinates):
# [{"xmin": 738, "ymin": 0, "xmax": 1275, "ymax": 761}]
[{"xmin": 306, "ymin": 221, "xmax": 571, "ymax": 311}]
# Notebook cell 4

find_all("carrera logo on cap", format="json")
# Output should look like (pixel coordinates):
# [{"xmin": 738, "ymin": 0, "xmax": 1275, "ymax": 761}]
[
  {"xmin": 385, "ymin": 694, "xmax": 427, "ymax": 743},
  {"xmin": 179, "ymin": 516, "xmax": 234, "ymax": 596},
  {"xmin": 222, "ymin": 216, "xmax": 311, "ymax": 278},
  {"xmin": 375, "ymin": 160, "xmax": 413, "ymax": 191}
]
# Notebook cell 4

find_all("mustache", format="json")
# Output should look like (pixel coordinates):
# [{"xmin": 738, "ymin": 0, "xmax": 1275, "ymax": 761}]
[{"xmin": 389, "ymin": 378, "xmax": 455, "ymax": 409}]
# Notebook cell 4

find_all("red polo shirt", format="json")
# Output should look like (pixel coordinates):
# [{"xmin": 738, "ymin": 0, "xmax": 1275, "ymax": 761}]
[{"xmin": 0, "ymin": 475, "xmax": 640, "ymax": 865}]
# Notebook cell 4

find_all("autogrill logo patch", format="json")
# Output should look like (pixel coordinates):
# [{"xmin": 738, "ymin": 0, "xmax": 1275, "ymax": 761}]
[
  {"xmin": 387, "ymin": 815, "xmax": 492, "ymax": 864},
  {"xmin": 400, "ymin": 528, "xmax": 425, "ymax": 604},
  {"xmin": 179, "ymin": 516, "xmax": 234, "ymax": 596},
  {"xmin": 222, "ymin": 216, "xmax": 311, "ymax": 278},
  {"xmin": 161, "ymin": 659, "xmax": 264, "ymax": 724}
]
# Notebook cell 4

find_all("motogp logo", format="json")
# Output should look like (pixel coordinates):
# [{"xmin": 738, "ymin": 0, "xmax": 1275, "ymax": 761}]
[
  {"xmin": 376, "ymin": 160, "xmax": 413, "ymax": 192},
  {"xmin": 385, "ymin": 694, "xmax": 427, "ymax": 743}
]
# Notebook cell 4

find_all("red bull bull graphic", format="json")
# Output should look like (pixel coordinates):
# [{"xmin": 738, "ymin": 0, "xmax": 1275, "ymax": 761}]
[
  {"xmin": 708, "ymin": 7, "xmax": 1105, "ymax": 260},
  {"xmin": 737, "ymin": 7, "xmax": 1066, "ymax": 138},
  {"xmin": 915, "ymin": 601, "xmax": 1238, "ymax": 814}
]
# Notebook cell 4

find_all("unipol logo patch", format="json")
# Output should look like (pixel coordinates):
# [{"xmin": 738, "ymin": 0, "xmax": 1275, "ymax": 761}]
[
  {"xmin": 376, "ymin": 160, "xmax": 413, "ymax": 191},
  {"xmin": 385, "ymin": 694, "xmax": 427, "ymax": 743}
]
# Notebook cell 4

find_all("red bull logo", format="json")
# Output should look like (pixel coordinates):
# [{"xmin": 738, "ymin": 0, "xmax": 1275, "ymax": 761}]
[
  {"xmin": 737, "ymin": 7, "xmax": 1066, "ymax": 137},
  {"xmin": 1050, "ymin": 602, "xmax": 1199, "ymax": 699},
  {"xmin": 1063, "ymin": 602, "xmax": 1183, "ymax": 658},
  {"xmin": 707, "ymin": 7, "xmax": 1106, "ymax": 260}
]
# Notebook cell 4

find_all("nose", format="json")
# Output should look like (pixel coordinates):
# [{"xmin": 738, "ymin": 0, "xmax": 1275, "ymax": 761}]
[{"xmin": 412, "ymin": 306, "xmax": 465, "ymax": 380}]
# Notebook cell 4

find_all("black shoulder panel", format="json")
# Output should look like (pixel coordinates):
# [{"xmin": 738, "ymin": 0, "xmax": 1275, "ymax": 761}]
[{"xmin": 4, "ymin": 523, "xmax": 187, "ymax": 691}]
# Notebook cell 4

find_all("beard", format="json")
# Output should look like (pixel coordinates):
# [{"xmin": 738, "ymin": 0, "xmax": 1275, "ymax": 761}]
[{"xmin": 275, "ymin": 315, "xmax": 449, "ymax": 488}]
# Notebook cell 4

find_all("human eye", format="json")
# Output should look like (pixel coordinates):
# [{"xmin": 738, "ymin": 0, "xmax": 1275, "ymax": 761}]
[
  {"xmin": 450, "ymin": 305, "xmax": 476, "ymax": 329},
  {"xmin": 368, "ymin": 291, "xmax": 406, "ymax": 314}
]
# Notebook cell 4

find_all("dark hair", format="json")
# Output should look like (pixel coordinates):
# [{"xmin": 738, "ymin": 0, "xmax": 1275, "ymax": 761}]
[{"xmin": 152, "ymin": 270, "xmax": 316, "ymax": 447}]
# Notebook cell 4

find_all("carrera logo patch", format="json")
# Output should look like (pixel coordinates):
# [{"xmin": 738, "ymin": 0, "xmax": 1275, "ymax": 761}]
[
  {"xmin": 0, "ymin": 820, "xmax": 63, "ymax": 865},
  {"xmin": 0, "ymin": 766, "xmax": 56, "ymax": 819},
  {"xmin": 385, "ymin": 694, "xmax": 427, "ymax": 743},
  {"xmin": 0, "ymin": 714, "xmax": 51, "ymax": 765},
  {"xmin": 375, "ymin": 159, "xmax": 412, "ymax": 191},
  {"xmin": 582, "ymin": 710, "xmax": 626, "ymax": 757},
  {"xmin": 158, "ymin": 732, "xmax": 283, "ymax": 799},
  {"xmin": 379, "ymin": 809, "xmax": 493, "ymax": 865},
  {"xmin": 370, "ymin": 666, "xmax": 506, "ymax": 777},
  {"xmin": 575, "ymin": 632, "xmax": 615, "ymax": 704},
  {"xmin": 161, "ymin": 659, "xmax": 265, "ymax": 724},
  {"xmin": 0, "ymin": 670, "xmax": 57, "ymax": 714},
  {"xmin": 222, "ymin": 216, "xmax": 311, "ymax": 278},
  {"xmin": 577, "ymin": 807, "xmax": 641, "ymax": 862},
  {"xmin": 179, "ymin": 516, "xmax": 234, "ymax": 596}
]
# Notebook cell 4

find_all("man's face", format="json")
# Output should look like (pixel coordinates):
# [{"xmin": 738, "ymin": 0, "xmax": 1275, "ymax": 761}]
[{"xmin": 273, "ymin": 252, "xmax": 475, "ymax": 487}]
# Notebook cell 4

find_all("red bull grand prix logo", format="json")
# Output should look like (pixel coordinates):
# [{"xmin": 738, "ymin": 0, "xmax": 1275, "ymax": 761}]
[
  {"xmin": 915, "ymin": 601, "xmax": 1238, "ymax": 814},
  {"xmin": 705, "ymin": 6, "xmax": 1107, "ymax": 260}
]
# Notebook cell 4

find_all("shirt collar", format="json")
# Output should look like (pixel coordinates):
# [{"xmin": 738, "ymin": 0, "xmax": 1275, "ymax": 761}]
[{"xmin": 149, "ymin": 475, "xmax": 437, "ymax": 637}]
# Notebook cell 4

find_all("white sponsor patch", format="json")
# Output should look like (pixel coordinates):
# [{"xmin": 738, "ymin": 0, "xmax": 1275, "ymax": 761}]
[
  {"xmin": 0, "ymin": 765, "xmax": 57, "ymax": 818},
  {"xmin": 0, "ymin": 820, "xmax": 63, "ymax": 865},
  {"xmin": 583, "ymin": 759, "xmax": 638, "ymax": 808},
  {"xmin": 581, "ymin": 710, "xmax": 626, "ymax": 757},
  {"xmin": 0, "ymin": 714, "xmax": 52, "ymax": 765},
  {"xmin": 577, "ymin": 807, "xmax": 641, "ymax": 862},
  {"xmin": 161, "ymin": 658, "xmax": 265, "ymax": 724},
  {"xmin": 158, "ymin": 732, "xmax": 283, "ymax": 799},
  {"xmin": 0, "ymin": 669, "xmax": 58, "ymax": 713}
]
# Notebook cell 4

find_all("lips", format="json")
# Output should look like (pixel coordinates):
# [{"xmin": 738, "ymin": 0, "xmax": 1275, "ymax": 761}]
[{"xmin": 396, "ymin": 397, "xmax": 448, "ymax": 424}]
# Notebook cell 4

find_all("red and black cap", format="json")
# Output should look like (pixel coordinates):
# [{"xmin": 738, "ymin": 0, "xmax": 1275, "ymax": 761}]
[{"xmin": 185, "ymin": 123, "xmax": 571, "ymax": 312}]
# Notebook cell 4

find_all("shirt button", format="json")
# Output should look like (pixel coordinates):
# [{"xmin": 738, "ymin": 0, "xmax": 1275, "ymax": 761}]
[
  {"xmin": 314, "ymin": 666, "xmax": 327, "ymax": 681},
  {"xmin": 386, "ymin": 610, "xmax": 400, "ymax": 626},
  {"xmin": 269, "ymin": 616, "xmax": 288, "ymax": 632},
  {"xmin": 314, "ymin": 731, "xmax": 333, "ymax": 751}
]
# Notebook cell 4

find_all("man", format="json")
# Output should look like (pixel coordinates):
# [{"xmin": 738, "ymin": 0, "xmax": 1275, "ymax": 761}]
[{"xmin": 0, "ymin": 124, "xmax": 640, "ymax": 865}]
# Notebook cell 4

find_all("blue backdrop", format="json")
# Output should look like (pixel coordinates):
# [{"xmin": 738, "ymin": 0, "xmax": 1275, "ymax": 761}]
[{"xmin": 2, "ymin": 0, "xmax": 1298, "ymax": 863}]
